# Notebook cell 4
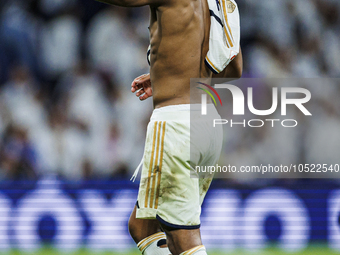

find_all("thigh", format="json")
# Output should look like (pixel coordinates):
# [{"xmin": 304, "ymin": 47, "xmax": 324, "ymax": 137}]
[
  {"xmin": 155, "ymin": 120, "xmax": 202, "ymax": 228},
  {"xmin": 137, "ymin": 120, "xmax": 202, "ymax": 228},
  {"xmin": 129, "ymin": 205, "xmax": 162, "ymax": 243}
]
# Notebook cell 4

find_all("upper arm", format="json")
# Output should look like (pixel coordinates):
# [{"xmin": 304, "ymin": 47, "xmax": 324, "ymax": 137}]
[
  {"xmin": 212, "ymin": 47, "xmax": 243, "ymax": 79},
  {"xmin": 96, "ymin": 0, "xmax": 171, "ymax": 7}
]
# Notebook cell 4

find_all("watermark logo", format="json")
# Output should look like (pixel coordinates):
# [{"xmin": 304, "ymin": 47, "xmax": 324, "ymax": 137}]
[
  {"xmin": 199, "ymin": 83, "xmax": 312, "ymax": 128},
  {"xmin": 197, "ymin": 82, "xmax": 222, "ymax": 115}
]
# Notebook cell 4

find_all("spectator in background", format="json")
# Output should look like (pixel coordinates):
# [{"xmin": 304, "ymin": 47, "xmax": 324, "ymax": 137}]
[
  {"xmin": 31, "ymin": 102, "xmax": 89, "ymax": 180},
  {"xmin": 86, "ymin": 6, "xmax": 148, "ymax": 87},
  {"xmin": 0, "ymin": 0, "xmax": 40, "ymax": 83},
  {"xmin": 39, "ymin": 1, "xmax": 82, "ymax": 82},
  {"xmin": 0, "ymin": 65, "xmax": 46, "ymax": 133},
  {"xmin": 56, "ymin": 58, "xmax": 112, "ymax": 177},
  {"xmin": 305, "ymin": 81, "xmax": 340, "ymax": 169},
  {"xmin": 318, "ymin": 0, "xmax": 340, "ymax": 76},
  {"xmin": 0, "ymin": 0, "xmax": 339, "ymax": 182},
  {"xmin": 0, "ymin": 124, "xmax": 38, "ymax": 180}
]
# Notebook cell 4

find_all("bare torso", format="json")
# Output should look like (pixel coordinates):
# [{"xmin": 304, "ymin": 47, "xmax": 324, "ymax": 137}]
[{"xmin": 149, "ymin": 0, "xmax": 211, "ymax": 108}]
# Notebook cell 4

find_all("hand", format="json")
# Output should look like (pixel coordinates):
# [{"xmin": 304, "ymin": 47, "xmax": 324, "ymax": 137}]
[{"xmin": 131, "ymin": 73, "xmax": 152, "ymax": 101}]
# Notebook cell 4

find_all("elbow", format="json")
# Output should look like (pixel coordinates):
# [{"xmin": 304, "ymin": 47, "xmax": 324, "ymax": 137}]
[
  {"xmin": 232, "ymin": 62, "xmax": 243, "ymax": 79},
  {"xmin": 236, "ymin": 66, "xmax": 243, "ymax": 79},
  {"xmin": 235, "ymin": 58, "xmax": 243, "ymax": 78},
  {"xmin": 227, "ymin": 53, "xmax": 243, "ymax": 79},
  {"xmin": 233, "ymin": 48, "xmax": 243, "ymax": 79},
  {"xmin": 233, "ymin": 65, "xmax": 242, "ymax": 79}
]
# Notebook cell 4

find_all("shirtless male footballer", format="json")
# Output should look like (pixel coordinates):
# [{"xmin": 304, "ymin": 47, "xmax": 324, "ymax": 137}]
[{"xmin": 96, "ymin": 0, "xmax": 242, "ymax": 254}]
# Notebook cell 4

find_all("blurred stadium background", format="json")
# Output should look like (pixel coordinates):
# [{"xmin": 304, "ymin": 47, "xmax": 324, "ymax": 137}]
[{"xmin": 0, "ymin": 0, "xmax": 340, "ymax": 254}]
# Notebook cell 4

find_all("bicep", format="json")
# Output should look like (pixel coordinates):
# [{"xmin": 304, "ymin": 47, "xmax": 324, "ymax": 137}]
[{"xmin": 213, "ymin": 47, "xmax": 243, "ymax": 79}]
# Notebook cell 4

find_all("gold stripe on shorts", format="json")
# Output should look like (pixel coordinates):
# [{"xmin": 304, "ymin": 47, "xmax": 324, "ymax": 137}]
[
  {"xmin": 144, "ymin": 121, "xmax": 158, "ymax": 208},
  {"xmin": 149, "ymin": 121, "xmax": 162, "ymax": 208},
  {"xmin": 155, "ymin": 121, "xmax": 166, "ymax": 209}
]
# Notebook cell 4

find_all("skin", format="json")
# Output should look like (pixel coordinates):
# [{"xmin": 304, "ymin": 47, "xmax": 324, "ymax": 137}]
[
  {"xmin": 128, "ymin": 205, "xmax": 202, "ymax": 253},
  {"xmin": 97, "ymin": 0, "xmax": 242, "ymax": 254},
  {"xmin": 131, "ymin": 49, "xmax": 242, "ymax": 101}
]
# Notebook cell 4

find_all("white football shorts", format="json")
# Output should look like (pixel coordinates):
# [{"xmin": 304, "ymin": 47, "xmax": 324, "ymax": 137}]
[{"xmin": 136, "ymin": 104, "xmax": 223, "ymax": 229}]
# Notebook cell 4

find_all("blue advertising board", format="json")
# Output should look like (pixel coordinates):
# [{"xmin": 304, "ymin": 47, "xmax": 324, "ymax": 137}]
[{"xmin": 0, "ymin": 177, "xmax": 339, "ymax": 252}]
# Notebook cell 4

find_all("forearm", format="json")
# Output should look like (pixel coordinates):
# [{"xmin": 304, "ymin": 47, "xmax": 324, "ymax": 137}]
[
  {"xmin": 213, "ymin": 47, "xmax": 243, "ymax": 79},
  {"xmin": 95, "ymin": 0, "xmax": 146, "ymax": 7}
]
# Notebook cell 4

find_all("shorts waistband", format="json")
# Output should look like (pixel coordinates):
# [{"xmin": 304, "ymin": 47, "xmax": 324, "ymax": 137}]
[
  {"xmin": 153, "ymin": 104, "xmax": 192, "ymax": 113},
  {"xmin": 151, "ymin": 104, "xmax": 219, "ymax": 121}
]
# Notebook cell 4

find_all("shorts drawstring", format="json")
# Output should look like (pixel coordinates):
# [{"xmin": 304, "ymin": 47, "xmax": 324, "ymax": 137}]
[{"xmin": 131, "ymin": 157, "xmax": 144, "ymax": 182}]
